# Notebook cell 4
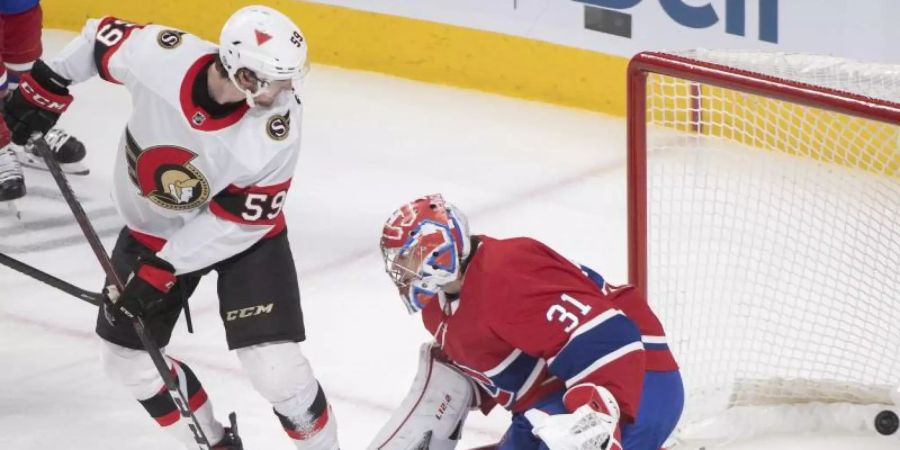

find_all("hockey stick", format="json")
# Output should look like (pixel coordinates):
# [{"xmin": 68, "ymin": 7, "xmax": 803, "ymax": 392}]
[
  {"xmin": 33, "ymin": 137, "xmax": 213, "ymax": 449},
  {"xmin": 0, "ymin": 251, "xmax": 103, "ymax": 305}
]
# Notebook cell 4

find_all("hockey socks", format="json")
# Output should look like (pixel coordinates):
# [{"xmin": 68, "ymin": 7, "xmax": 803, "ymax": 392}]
[
  {"xmin": 273, "ymin": 382, "xmax": 339, "ymax": 449},
  {"xmin": 138, "ymin": 358, "xmax": 226, "ymax": 447}
]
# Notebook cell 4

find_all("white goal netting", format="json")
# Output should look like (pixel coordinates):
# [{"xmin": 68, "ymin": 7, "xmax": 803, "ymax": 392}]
[{"xmin": 636, "ymin": 50, "xmax": 900, "ymax": 444}]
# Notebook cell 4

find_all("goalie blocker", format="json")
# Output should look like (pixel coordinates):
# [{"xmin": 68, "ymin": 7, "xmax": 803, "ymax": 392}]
[{"xmin": 369, "ymin": 343, "xmax": 476, "ymax": 450}]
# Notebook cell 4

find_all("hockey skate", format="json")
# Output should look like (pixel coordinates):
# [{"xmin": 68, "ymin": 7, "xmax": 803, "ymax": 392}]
[
  {"xmin": 17, "ymin": 128, "xmax": 90, "ymax": 175},
  {"xmin": 0, "ymin": 144, "xmax": 25, "ymax": 202},
  {"xmin": 212, "ymin": 412, "xmax": 244, "ymax": 450}
]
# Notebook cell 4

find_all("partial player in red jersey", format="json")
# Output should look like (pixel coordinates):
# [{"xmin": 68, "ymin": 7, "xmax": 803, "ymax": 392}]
[
  {"xmin": 4, "ymin": 5, "xmax": 338, "ymax": 449},
  {"xmin": 372, "ymin": 194, "xmax": 684, "ymax": 450},
  {"xmin": 0, "ymin": 0, "xmax": 88, "ymax": 203}
]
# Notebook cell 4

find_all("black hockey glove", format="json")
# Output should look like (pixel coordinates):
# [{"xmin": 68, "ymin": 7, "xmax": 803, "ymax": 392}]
[
  {"xmin": 3, "ymin": 59, "xmax": 73, "ymax": 145},
  {"xmin": 110, "ymin": 254, "xmax": 177, "ymax": 319}
]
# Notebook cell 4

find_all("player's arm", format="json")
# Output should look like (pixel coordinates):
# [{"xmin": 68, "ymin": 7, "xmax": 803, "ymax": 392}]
[
  {"xmin": 157, "ymin": 147, "xmax": 300, "ymax": 275},
  {"xmin": 2, "ymin": 17, "xmax": 143, "ymax": 145},
  {"xmin": 490, "ymin": 278, "xmax": 644, "ymax": 449},
  {"xmin": 49, "ymin": 16, "xmax": 145, "ymax": 84}
]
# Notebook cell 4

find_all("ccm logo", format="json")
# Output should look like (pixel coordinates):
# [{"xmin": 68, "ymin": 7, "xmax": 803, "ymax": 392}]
[
  {"xmin": 21, "ymin": 81, "xmax": 70, "ymax": 112},
  {"xmin": 225, "ymin": 303, "xmax": 274, "ymax": 321}
]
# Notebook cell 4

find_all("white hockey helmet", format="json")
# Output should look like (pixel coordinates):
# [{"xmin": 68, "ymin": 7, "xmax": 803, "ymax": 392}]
[{"xmin": 219, "ymin": 5, "xmax": 309, "ymax": 105}]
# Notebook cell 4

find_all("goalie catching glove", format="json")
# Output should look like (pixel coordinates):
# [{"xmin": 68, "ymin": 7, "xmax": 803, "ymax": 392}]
[{"xmin": 524, "ymin": 384, "xmax": 622, "ymax": 450}]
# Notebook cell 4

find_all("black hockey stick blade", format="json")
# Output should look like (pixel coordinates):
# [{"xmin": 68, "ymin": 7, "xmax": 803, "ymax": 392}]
[{"xmin": 0, "ymin": 251, "xmax": 103, "ymax": 305}]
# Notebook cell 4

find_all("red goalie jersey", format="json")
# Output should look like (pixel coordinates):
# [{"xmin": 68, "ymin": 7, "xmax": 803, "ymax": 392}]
[
  {"xmin": 48, "ymin": 17, "xmax": 302, "ymax": 273},
  {"xmin": 421, "ymin": 236, "xmax": 678, "ymax": 422}
]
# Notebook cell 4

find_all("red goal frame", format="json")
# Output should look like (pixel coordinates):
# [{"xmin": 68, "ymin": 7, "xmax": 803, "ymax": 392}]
[{"xmin": 626, "ymin": 51, "xmax": 900, "ymax": 299}]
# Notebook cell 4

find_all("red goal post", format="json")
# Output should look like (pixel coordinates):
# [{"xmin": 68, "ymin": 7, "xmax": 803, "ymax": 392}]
[
  {"xmin": 627, "ymin": 50, "xmax": 900, "ymax": 298},
  {"xmin": 625, "ymin": 50, "xmax": 900, "ymax": 443}
]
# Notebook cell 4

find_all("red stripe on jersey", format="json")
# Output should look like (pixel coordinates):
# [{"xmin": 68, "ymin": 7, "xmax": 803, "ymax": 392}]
[
  {"xmin": 263, "ymin": 214, "xmax": 287, "ymax": 238},
  {"xmin": 284, "ymin": 407, "xmax": 330, "ymax": 440},
  {"xmin": 224, "ymin": 179, "xmax": 292, "ymax": 196},
  {"xmin": 209, "ymin": 180, "xmax": 292, "ymax": 226},
  {"xmin": 129, "ymin": 228, "xmax": 167, "ymax": 252},
  {"xmin": 95, "ymin": 17, "xmax": 142, "ymax": 84},
  {"xmin": 179, "ymin": 54, "xmax": 249, "ymax": 131}
]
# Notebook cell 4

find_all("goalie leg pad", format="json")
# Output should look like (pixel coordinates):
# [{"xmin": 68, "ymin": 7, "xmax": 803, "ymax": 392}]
[{"xmin": 369, "ymin": 343, "xmax": 476, "ymax": 450}]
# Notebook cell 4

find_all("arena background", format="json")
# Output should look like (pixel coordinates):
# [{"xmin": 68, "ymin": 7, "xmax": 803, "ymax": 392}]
[{"xmin": 41, "ymin": 0, "xmax": 899, "ymax": 117}]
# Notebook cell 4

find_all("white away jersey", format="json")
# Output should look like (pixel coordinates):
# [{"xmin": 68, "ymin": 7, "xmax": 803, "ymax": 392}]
[{"xmin": 50, "ymin": 17, "xmax": 303, "ymax": 274}]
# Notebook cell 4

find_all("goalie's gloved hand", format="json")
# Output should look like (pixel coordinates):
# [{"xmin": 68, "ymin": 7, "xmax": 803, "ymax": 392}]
[
  {"xmin": 3, "ymin": 59, "xmax": 73, "ymax": 145},
  {"xmin": 109, "ymin": 254, "xmax": 177, "ymax": 319},
  {"xmin": 524, "ymin": 384, "xmax": 622, "ymax": 450}
]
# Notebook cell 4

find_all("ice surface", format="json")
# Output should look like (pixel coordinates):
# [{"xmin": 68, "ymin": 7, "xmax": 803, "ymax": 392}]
[{"xmin": 0, "ymin": 31, "xmax": 895, "ymax": 449}]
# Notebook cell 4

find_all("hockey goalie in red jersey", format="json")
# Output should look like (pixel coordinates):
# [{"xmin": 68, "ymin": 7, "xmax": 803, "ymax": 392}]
[
  {"xmin": 372, "ymin": 194, "xmax": 685, "ymax": 450},
  {"xmin": 5, "ymin": 5, "xmax": 339, "ymax": 449}
]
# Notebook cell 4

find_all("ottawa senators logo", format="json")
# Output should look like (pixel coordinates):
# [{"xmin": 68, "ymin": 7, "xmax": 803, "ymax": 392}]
[
  {"xmin": 266, "ymin": 111, "xmax": 291, "ymax": 141},
  {"xmin": 131, "ymin": 146, "xmax": 210, "ymax": 210},
  {"xmin": 157, "ymin": 29, "xmax": 185, "ymax": 49}
]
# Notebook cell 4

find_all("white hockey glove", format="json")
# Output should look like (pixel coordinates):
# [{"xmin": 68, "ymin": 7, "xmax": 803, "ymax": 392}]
[{"xmin": 524, "ymin": 384, "xmax": 622, "ymax": 450}]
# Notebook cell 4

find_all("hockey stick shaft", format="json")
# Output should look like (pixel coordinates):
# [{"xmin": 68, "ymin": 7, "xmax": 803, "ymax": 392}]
[
  {"xmin": 34, "ymin": 138, "xmax": 212, "ymax": 449},
  {"xmin": 0, "ymin": 251, "xmax": 102, "ymax": 305}
]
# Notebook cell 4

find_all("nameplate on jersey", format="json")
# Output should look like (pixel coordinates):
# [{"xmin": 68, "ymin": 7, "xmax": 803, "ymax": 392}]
[{"xmin": 125, "ymin": 128, "xmax": 210, "ymax": 211}]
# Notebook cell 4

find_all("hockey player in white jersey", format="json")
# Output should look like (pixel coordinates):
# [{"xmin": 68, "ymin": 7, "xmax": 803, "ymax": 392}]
[{"xmin": 6, "ymin": 5, "xmax": 339, "ymax": 449}]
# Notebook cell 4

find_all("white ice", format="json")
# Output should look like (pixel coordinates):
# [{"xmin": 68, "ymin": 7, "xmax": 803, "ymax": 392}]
[{"xmin": 0, "ymin": 31, "xmax": 896, "ymax": 450}]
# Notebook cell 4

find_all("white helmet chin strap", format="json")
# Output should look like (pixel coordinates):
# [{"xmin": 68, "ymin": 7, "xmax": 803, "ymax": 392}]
[{"xmin": 227, "ymin": 71, "xmax": 262, "ymax": 107}]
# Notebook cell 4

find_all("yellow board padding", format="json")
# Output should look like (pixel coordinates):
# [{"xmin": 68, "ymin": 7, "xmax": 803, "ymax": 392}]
[
  {"xmin": 646, "ymin": 74, "xmax": 900, "ymax": 176},
  {"xmin": 43, "ymin": 0, "xmax": 897, "ymax": 176},
  {"xmin": 41, "ymin": 0, "xmax": 630, "ymax": 116}
]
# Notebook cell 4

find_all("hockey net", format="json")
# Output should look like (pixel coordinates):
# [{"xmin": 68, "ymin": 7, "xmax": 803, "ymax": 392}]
[{"xmin": 627, "ymin": 50, "xmax": 900, "ymax": 445}]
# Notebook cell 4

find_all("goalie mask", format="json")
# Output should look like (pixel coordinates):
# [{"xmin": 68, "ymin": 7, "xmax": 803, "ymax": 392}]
[
  {"xmin": 381, "ymin": 194, "xmax": 472, "ymax": 313},
  {"xmin": 219, "ymin": 5, "xmax": 309, "ymax": 107}
]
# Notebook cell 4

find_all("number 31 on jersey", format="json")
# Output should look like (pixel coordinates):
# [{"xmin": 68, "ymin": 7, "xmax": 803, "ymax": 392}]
[{"xmin": 547, "ymin": 293, "xmax": 592, "ymax": 333}]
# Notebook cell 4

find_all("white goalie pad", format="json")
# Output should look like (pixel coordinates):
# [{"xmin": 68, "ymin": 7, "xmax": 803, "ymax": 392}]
[{"xmin": 368, "ymin": 343, "xmax": 476, "ymax": 450}]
